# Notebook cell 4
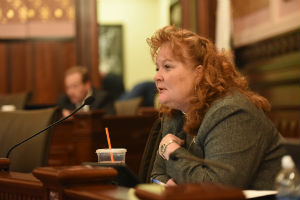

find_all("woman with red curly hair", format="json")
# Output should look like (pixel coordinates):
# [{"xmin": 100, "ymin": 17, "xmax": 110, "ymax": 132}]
[{"xmin": 149, "ymin": 26, "xmax": 285, "ymax": 189}]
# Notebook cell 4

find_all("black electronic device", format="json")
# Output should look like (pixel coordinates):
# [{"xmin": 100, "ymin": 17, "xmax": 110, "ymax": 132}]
[{"xmin": 82, "ymin": 162, "xmax": 142, "ymax": 187}]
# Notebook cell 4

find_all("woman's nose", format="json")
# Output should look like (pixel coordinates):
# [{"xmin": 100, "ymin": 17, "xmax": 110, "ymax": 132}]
[{"xmin": 154, "ymin": 70, "xmax": 162, "ymax": 82}]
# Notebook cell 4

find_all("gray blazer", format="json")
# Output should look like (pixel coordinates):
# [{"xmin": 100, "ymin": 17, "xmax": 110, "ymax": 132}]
[{"xmin": 151, "ymin": 91, "xmax": 286, "ymax": 189}]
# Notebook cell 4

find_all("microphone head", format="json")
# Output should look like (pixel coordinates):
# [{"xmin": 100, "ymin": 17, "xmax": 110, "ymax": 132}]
[{"xmin": 84, "ymin": 96, "xmax": 95, "ymax": 105}]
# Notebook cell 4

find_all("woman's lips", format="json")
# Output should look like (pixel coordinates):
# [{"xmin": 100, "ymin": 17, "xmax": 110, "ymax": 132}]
[{"xmin": 158, "ymin": 87, "xmax": 166, "ymax": 93}]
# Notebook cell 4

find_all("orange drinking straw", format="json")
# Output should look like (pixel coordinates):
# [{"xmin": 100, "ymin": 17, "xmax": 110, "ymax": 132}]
[{"xmin": 105, "ymin": 127, "xmax": 114, "ymax": 162}]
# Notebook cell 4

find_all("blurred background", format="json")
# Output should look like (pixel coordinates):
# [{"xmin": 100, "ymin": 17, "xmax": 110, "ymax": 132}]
[{"xmin": 0, "ymin": 0, "xmax": 299, "ymax": 112}]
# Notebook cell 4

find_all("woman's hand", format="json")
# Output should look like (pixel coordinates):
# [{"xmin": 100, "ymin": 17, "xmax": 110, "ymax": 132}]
[
  {"xmin": 159, "ymin": 134, "xmax": 184, "ymax": 160},
  {"xmin": 166, "ymin": 178, "xmax": 177, "ymax": 186}
]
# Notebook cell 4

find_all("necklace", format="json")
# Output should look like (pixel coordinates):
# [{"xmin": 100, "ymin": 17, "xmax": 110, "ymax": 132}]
[{"xmin": 187, "ymin": 136, "xmax": 196, "ymax": 151}]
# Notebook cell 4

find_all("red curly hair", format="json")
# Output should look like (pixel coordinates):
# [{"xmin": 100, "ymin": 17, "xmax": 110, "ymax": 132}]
[{"xmin": 147, "ymin": 25, "xmax": 271, "ymax": 136}]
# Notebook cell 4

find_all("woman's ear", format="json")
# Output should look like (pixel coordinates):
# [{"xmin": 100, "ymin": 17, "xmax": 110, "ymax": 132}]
[
  {"xmin": 194, "ymin": 65, "xmax": 203, "ymax": 80},
  {"xmin": 196, "ymin": 65, "xmax": 203, "ymax": 72}
]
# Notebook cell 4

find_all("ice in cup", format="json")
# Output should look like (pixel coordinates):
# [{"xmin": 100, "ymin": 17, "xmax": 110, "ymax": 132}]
[{"xmin": 96, "ymin": 148, "xmax": 127, "ymax": 163}]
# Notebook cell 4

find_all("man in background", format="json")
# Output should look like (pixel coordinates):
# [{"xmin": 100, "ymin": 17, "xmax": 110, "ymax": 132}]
[{"xmin": 57, "ymin": 66, "xmax": 115, "ymax": 117}]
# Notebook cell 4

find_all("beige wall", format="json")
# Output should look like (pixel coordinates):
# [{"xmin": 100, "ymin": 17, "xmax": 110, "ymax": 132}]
[{"xmin": 98, "ymin": 0, "xmax": 170, "ymax": 90}]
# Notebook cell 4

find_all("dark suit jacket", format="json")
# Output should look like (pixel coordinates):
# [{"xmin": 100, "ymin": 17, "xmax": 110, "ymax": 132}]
[{"xmin": 56, "ymin": 88, "xmax": 115, "ymax": 115}]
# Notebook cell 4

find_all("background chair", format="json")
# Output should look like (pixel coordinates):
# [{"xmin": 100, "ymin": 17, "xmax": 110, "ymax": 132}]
[
  {"xmin": 114, "ymin": 97, "xmax": 143, "ymax": 115},
  {"xmin": 0, "ymin": 107, "xmax": 58, "ymax": 172},
  {"xmin": 138, "ymin": 119, "xmax": 162, "ymax": 183},
  {"xmin": 0, "ymin": 92, "xmax": 30, "ymax": 110},
  {"xmin": 118, "ymin": 81, "xmax": 157, "ymax": 107}
]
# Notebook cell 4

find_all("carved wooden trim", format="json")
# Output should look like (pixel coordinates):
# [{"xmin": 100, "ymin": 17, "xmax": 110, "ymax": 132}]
[
  {"xmin": 235, "ymin": 29, "xmax": 300, "ymax": 68},
  {"xmin": 0, "ymin": 158, "xmax": 10, "ymax": 171}
]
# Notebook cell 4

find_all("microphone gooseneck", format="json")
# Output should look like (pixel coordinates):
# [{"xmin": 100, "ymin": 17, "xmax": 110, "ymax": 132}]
[
  {"xmin": 5, "ymin": 96, "xmax": 95, "ymax": 158},
  {"xmin": 169, "ymin": 154, "xmax": 235, "ymax": 172}
]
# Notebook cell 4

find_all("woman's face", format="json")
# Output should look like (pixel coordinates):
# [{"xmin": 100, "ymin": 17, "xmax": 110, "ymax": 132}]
[{"xmin": 154, "ymin": 43, "xmax": 197, "ymax": 112}]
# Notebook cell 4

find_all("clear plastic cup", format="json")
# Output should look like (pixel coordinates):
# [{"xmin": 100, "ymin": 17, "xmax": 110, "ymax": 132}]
[{"xmin": 96, "ymin": 148, "xmax": 127, "ymax": 163}]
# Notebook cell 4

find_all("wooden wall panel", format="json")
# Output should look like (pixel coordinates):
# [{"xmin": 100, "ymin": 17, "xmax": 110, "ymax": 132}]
[
  {"xmin": 179, "ymin": 0, "xmax": 216, "ymax": 42},
  {"xmin": 180, "ymin": 0, "xmax": 193, "ymax": 31},
  {"xmin": 0, "ymin": 43, "xmax": 7, "ymax": 93},
  {"xmin": 196, "ymin": 0, "xmax": 216, "ymax": 42},
  {"xmin": 33, "ymin": 42, "xmax": 59, "ymax": 104},
  {"xmin": 8, "ymin": 42, "xmax": 32, "ymax": 93},
  {"xmin": 32, "ymin": 40, "xmax": 76, "ymax": 105},
  {"xmin": 58, "ymin": 41, "xmax": 77, "ymax": 93},
  {"xmin": 0, "ymin": 39, "xmax": 76, "ymax": 105}
]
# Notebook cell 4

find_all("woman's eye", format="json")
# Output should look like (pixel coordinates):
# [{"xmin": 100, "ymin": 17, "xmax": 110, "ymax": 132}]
[
  {"xmin": 155, "ymin": 67, "xmax": 159, "ymax": 72},
  {"xmin": 164, "ymin": 65, "xmax": 170, "ymax": 70}
]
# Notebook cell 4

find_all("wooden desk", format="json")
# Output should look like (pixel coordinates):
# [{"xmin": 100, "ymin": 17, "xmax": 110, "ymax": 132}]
[
  {"xmin": 48, "ymin": 111, "xmax": 106, "ymax": 166},
  {"xmin": 0, "ymin": 164, "xmax": 129, "ymax": 200},
  {"xmin": 48, "ymin": 111, "xmax": 157, "ymax": 175},
  {"xmin": 0, "ymin": 163, "xmax": 246, "ymax": 200},
  {"xmin": 64, "ymin": 185, "xmax": 131, "ymax": 200},
  {"xmin": 0, "ymin": 164, "xmax": 43, "ymax": 199}
]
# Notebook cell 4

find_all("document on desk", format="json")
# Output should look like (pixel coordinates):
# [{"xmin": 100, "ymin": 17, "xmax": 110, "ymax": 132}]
[{"xmin": 243, "ymin": 190, "xmax": 277, "ymax": 199}]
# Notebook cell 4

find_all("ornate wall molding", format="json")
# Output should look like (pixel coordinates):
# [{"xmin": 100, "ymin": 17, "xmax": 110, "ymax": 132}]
[{"xmin": 235, "ymin": 29, "xmax": 300, "ymax": 68}]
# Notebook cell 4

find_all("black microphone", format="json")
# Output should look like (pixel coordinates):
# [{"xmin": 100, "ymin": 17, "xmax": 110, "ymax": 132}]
[
  {"xmin": 5, "ymin": 96, "xmax": 95, "ymax": 158},
  {"xmin": 169, "ymin": 154, "xmax": 235, "ymax": 172}
]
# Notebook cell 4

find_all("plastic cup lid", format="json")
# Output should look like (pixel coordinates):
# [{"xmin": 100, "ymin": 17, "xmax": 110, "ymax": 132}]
[{"xmin": 96, "ymin": 148, "xmax": 127, "ymax": 153}]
